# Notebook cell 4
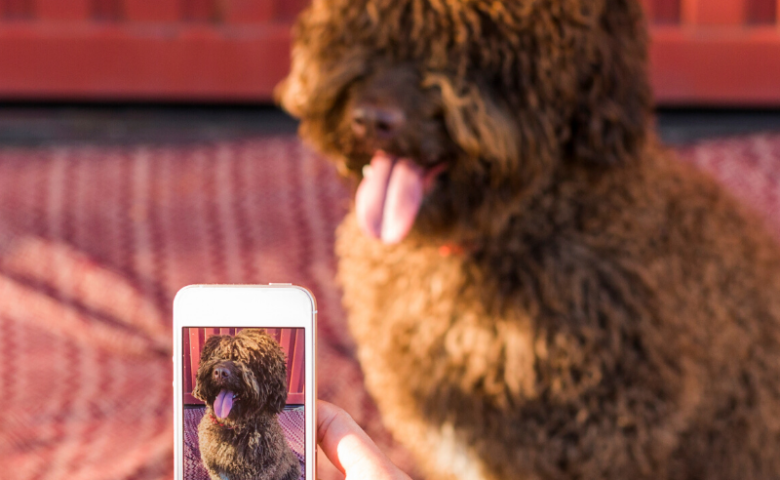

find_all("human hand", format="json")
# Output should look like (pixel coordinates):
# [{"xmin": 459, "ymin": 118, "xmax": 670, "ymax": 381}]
[{"xmin": 317, "ymin": 400, "xmax": 412, "ymax": 480}]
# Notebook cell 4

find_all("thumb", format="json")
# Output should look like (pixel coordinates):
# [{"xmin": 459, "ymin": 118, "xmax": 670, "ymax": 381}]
[{"xmin": 316, "ymin": 400, "xmax": 410, "ymax": 479}]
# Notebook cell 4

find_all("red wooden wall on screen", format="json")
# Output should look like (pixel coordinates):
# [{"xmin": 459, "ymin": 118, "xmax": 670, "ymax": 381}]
[
  {"xmin": 182, "ymin": 327, "xmax": 305, "ymax": 406},
  {"xmin": 0, "ymin": 0, "xmax": 778, "ymax": 105}
]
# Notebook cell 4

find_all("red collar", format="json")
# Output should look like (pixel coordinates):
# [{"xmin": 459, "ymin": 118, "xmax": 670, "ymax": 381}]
[
  {"xmin": 439, "ymin": 243, "xmax": 466, "ymax": 257},
  {"xmin": 209, "ymin": 413, "xmax": 235, "ymax": 429}
]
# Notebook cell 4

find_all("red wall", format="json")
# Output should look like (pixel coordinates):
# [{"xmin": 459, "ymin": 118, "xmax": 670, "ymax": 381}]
[
  {"xmin": 0, "ymin": 0, "xmax": 778, "ymax": 105},
  {"xmin": 0, "ymin": 0, "xmax": 304, "ymax": 101},
  {"xmin": 182, "ymin": 327, "xmax": 305, "ymax": 405},
  {"xmin": 642, "ymin": 0, "xmax": 780, "ymax": 105}
]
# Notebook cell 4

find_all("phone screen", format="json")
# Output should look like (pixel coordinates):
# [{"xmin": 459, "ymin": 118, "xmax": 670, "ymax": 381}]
[{"xmin": 181, "ymin": 326, "xmax": 307, "ymax": 480}]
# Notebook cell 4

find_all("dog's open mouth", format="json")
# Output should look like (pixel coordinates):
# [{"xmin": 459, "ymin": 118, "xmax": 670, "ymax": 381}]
[
  {"xmin": 356, "ymin": 151, "xmax": 447, "ymax": 244},
  {"xmin": 214, "ymin": 389, "xmax": 237, "ymax": 419}
]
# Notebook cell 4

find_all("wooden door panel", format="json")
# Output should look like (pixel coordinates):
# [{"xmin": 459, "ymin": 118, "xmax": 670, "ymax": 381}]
[{"xmin": 0, "ymin": 0, "xmax": 778, "ymax": 105}]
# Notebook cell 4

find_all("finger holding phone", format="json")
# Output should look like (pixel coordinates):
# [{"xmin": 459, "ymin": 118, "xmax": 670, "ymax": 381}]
[{"xmin": 317, "ymin": 400, "xmax": 411, "ymax": 480}]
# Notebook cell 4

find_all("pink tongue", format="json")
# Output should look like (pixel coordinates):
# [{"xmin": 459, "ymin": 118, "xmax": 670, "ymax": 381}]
[
  {"xmin": 214, "ymin": 389, "xmax": 234, "ymax": 419},
  {"xmin": 355, "ymin": 153, "xmax": 425, "ymax": 244}
]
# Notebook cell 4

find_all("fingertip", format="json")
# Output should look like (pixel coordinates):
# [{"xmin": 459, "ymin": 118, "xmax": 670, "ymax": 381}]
[
  {"xmin": 316, "ymin": 400, "xmax": 350, "ymax": 442},
  {"xmin": 315, "ymin": 400, "xmax": 397, "ymax": 476}
]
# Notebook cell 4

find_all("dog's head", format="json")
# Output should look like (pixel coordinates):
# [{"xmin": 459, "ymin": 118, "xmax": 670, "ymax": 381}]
[
  {"xmin": 192, "ymin": 329, "xmax": 288, "ymax": 422},
  {"xmin": 278, "ymin": 0, "xmax": 652, "ymax": 242}
]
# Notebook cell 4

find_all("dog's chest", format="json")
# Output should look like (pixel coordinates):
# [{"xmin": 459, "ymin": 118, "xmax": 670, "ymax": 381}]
[
  {"xmin": 337, "ymin": 213, "xmax": 539, "ymax": 409},
  {"xmin": 198, "ymin": 418, "xmax": 278, "ymax": 479}
]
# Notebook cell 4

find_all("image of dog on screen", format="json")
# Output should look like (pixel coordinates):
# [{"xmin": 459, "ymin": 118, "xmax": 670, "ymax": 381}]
[{"xmin": 192, "ymin": 329, "xmax": 301, "ymax": 480}]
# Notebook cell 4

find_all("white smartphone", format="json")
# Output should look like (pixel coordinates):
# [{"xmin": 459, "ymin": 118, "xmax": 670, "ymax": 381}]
[{"xmin": 173, "ymin": 285, "xmax": 316, "ymax": 480}]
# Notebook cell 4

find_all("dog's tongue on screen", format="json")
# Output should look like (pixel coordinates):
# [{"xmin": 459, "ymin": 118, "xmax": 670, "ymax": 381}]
[
  {"xmin": 356, "ymin": 153, "xmax": 424, "ymax": 244},
  {"xmin": 214, "ymin": 389, "xmax": 233, "ymax": 419}
]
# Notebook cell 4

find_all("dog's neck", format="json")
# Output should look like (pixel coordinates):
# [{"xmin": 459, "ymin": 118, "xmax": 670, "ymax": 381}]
[
  {"xmin": 209, "ymin": 412, "xmax": 235, "ymax": 430},
  {"xmin": 438, "ymin": 243, "xmax": 466, "ymax": 257}
]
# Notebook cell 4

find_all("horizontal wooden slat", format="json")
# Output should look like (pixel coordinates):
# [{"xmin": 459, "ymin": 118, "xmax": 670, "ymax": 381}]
[
  {"xmin": 1, "ymin": 3, "xmax": 778, "ymax": 106},
  {"xmin": 650, "ymin": 26, "xmax": 780, "ymax": 105},
  {"xmin": 0, "ymin": 23, "xmax": 292, "ymax": 101}
]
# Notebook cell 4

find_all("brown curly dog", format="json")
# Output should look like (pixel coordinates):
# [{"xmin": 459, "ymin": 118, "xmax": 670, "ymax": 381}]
[
  {"xmin": 278, "ymin": 1, "xmax": 780, "ymax": 479},
  {"xmin": 193, "ymin": 329, "xmax": 300, "ymax": 480}
]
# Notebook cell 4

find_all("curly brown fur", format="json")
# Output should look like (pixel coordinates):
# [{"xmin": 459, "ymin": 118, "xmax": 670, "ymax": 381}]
[
  {"xmin": 193, "ymin": 329, "xmax": 300, "ymax": 480},
  {"xmin": 278, "ymin": 1, "xmax": 780, "ymax": 479}
]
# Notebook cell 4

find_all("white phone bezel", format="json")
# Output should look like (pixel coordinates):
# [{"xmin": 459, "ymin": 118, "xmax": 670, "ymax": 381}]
[{"xmin": 172, "ymin": 284, "xmax": 317, "ymax": 480}]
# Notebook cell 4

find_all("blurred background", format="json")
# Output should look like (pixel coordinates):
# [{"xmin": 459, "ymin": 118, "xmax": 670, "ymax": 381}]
[
  {"xmin": 0, "ymin": 1, "xmax": 779, "ymax": 480},
  {"xmin": 0, "ymin": 0, "xmax": 779, "ymax": 144}
]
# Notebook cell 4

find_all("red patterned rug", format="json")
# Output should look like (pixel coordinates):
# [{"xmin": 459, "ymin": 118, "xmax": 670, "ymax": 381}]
[{"xmin": 0, "ymin": 134, "xmax": 778, "ymax": 480}]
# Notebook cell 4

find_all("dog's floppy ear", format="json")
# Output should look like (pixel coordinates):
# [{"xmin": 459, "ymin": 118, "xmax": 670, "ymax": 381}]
[
  {"xmin": 236, "ymin": 329, "xmax": 289, "ymax": 414},
  {"xmin": 264, "ymin": 364, "xmax": 289, "ymax": 415},
  {"xmin": 257, "ymin": 338, "xmax": 288, "ymax": 415},
  {"xmin": 275, "ymin": 0, "xmax": 369, "ymax": 122},
  {"xmin": 567, "ymin": 0, "xmax": 652, "ymax": 167},
  {"xmin": 192, "ymin": 335, "xmax": 224, "ymax": 401},
  {"xmin": 192, "ymin": 379, "xmax": 206, "ymax": 402},
  {"xmin": 242, "ymin": 365, "xmax": 288, "ymax": 415}
]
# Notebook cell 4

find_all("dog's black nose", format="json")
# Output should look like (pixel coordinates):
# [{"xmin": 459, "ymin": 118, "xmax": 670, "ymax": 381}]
[
  {"xmin": 213, "ymin": 367, "xmax": 231, "ymax": 380},
  {"xmin": 351, "ymin": 104, "xmax": 405, "ymax": 141}
]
